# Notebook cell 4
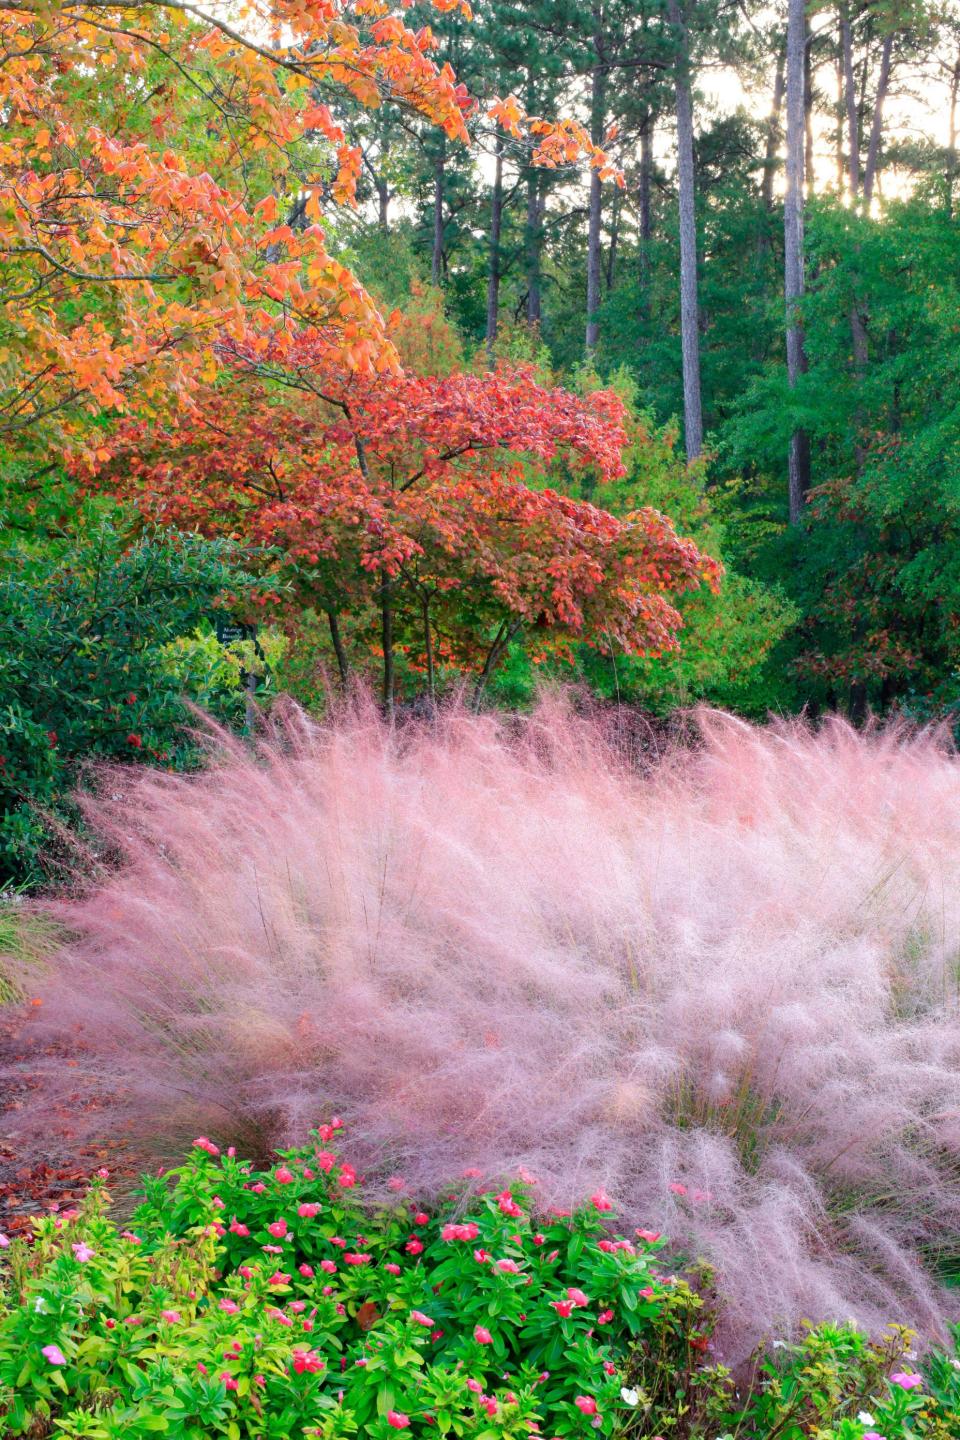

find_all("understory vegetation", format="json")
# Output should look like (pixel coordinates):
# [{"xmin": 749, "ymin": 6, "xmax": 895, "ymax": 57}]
[{"xmin": 3, "ymin": 1133, "xmax": 960, "ymax": 1439}]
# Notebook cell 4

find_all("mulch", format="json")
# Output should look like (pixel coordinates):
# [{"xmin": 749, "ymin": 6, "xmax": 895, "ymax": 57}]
[{"xmin": 0, "ymin": 1005, "xmax": 138, "ymax": 1237}]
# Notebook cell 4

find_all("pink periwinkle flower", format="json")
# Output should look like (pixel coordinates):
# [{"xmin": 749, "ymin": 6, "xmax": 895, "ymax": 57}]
[
  {"xmin": 406, "ymin": 1237, "xmax": 424, "ymax": 1255},
  {"xmin": 344, "ymin": 1252, "xmax": 372, "ymax": 1265},
  {"xmin": 320, "ymin": 1259, "xmax": 337, "ymax": 1274},
  {"xmin": 411, "ymin": 1310, "xmax": 435, "ymax": 1327},
  {"xmin": 497, "ymin": 1190, "xmax": 523, "ymax": 1218},
  {"xmin": 890, "ymin": 1372, "xmax": 923, "ymax": 1391},
  {"xmin": 275, "ymin": 1166, "xmax": 295, "ymax": 1185},
  {"xmin": 268, "ymin": 1219, "xmax": 289, "ymax": 1239},
  {"xmin": 496, "ymin": 1258, "xmax": 521, "ymax": 1274},
  {"xmin": 71, "ymin": 1242, "xmax": 95, "ymax": 1264},
  {"xmin": 387, "ymin": 1412, "xmax": 410, "ymax": 1429},
  {"xmin": 299, "ymin": 1264, "xmax": 315, "ymax": 1278},
  {"xmin": 474, "ymin": 1325, "xmax": 494, "ymax": 1344},
  {"xmin": 292, "ymin": 1347, "xmax": 326, "ymax": 1374},
  {"xmin": 42, "ymin": 1344, "xmax": 67, "ymax": 1366},
  {"xmin": 160, "ymin": 1310, "xmax": 181, "ymax": 1324},
  {"xmin": 193, "ymin": 1137, "xmax": 219, "ymax": 1157},
  {"xmin": 590, "ymin": 1190, "xmax": 613, "ymax": 1212},
  {"xmin": 298, "ymin": 1202, "xmax": 321, "ymax": 1218},
  {"xmin": 385, "ymin": 1262, "xmax": 402, "ymax": 1275},
  {"xmin": 551, "ymin": 1300, "xmax": 574, "ymax": 1318},
  {"xmin": 566, "ymin": 1287, "xmax": 589, "ymax": 1307},
  {"xmin": 574, "ymin": 1397, "xmax": 599, "ymax": 1416}
]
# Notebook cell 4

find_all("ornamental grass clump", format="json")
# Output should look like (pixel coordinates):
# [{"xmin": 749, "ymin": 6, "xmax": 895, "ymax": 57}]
[{"xmin": 13, "ymin": 697, "xmax": 960, "ymax": 1353}]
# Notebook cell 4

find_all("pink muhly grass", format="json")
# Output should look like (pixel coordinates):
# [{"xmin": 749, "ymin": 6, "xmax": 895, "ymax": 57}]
[{"xmin": 16, "ymin": 695, "xmax": 960, "ymax": 1355}]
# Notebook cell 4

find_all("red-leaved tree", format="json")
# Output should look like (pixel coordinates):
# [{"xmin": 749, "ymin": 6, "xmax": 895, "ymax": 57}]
[{"xmin": 84, "ymin": 350, "xmax": 720, "ymax": 705}]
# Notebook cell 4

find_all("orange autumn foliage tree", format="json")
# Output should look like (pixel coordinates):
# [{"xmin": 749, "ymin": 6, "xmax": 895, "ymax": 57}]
[
  {"xmin": 0, "ymin": 0, "xmax": 619, "ymax": 457},
  {"xmin": 83, "ymin": 351, "xmax": 721, "ymax": 704}
]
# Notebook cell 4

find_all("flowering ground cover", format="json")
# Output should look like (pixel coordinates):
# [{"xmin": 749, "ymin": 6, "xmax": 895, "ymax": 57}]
[{"xmin": 1, "ymin": 1130, "xmax": 959, "ymax": 1439}]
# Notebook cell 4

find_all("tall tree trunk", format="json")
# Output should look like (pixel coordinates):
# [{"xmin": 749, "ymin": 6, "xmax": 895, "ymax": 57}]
[
  {"xmin": 761, "ymin": 41, "xmax": 787, "ymax": 213},
  {"xmin": 525, "ymin": 168, "xmax": 543, "ymax": 324},
  {"xmin": 639, "ymin": 118, "xmax": 653, "ymax": 251},
  {"xmin": 377, "ymin": 179, "xmax": 390, "ymax": 231},
  {"xmin": 668, "ymin": 0, "xmax": 703, "ymax": 461},
  {"xmin": 785, "ymin": 0, "xmax": 811, "ymax": 523},
  {"xmin": 485, "ymin": 136, "xmax": 504, "ymax": 365},
  {"xmin": 840, "ymin": 6, "xmax": 860, "ymax": 196},
  {"xmin": 326, "ymin": 608, "xmax": 349, "ymax": 690},
  {"xmin": 585, "ymin": 30, "xmax": 607, "ymax": 353},
  {"xmin": 431, "ymin": 140, "xmax": 445, "ymax": 285},
  {"xmin": 862, "ymin": 31, "xmax": 893, "ymax": 206}
]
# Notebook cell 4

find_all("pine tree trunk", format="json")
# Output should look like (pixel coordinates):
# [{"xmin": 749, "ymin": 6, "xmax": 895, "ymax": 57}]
[
  {"xmin": 804, "ymin": 14, "xmax": 815, "ymax": 188},
  {"xmin": 840, "ymin": 6, "xmax": 861, "ymax": 196},
  {"xmin": 785, "ymin": 0, "xmax": 811, "ymax": 523},
  {"xmin": 862, "ymin": 32, "xmax": 893, "ymax": 206},
  {"xmin": 668, "ymin": 0, "xmax": 703, "ymax": 461},
  {"xmin": 585, "ymin": 35, "xmax": 606, "ymax": 353},
  {"xmin": 485, "ymin": 136, "xmax": 504, "ymax": 365}
]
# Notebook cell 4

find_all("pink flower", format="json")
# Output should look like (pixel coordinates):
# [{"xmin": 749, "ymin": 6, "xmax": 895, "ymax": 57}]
[
  {"xmin": 441, "ymin": 1222, "xmax": 480, "ymax": 1242},
  {"xmin": 71, "ymin": 1241, "xmax": 95, "ymax": 1264},
  {"xmin": 292, "ymin": 1347, "xmax": 325, "ymax": 1374},
  {"xmin": 0, "ymin": 1233, "xmax": 8, "ymax": 1248},
  {"xmin": 320, "ymin": 1259, "xmax": 337, "ymax": 1274},
  {"xmin": 603, "ymin": 1362, "xmax": 616, "ymax": 1376},
  {"xmin": 497, "ymin": 1190, "xmax": 523, "ymax": 1218},
  {"xmin": 668, "ymin": 1182, "xmax": 687, "ymax": 1196},
  {"xmin": 405, "ymin": 1237, "xmax": 424, "ymax": 1255},
  {"xmin": 329, "ymin": 1236, "xmax": 346, "ymax": 1247},
  {"xmin": 635, "ymin": 1230, "xmax": 661, "ymax": 1244},
  {"xmin": 338, "ymin": 1165, "xmax": 357, "ymax": 1189},
  {"xmin": 121, "ymin": 1230, "xmax": 142, "ymax": 1245},
  {"xmin": 263, "ymin": 1244, "xmax": 283, "ymax": 1254},
  {"xmin": 160, "ymin": 1310, "xmax": 181, "ymax": 1324},
  {"xmin": 268, "ymin": 1308, "xmax": 293, "ymax": 1326},
  {"xmin": 597, "ymin": 1309, "xmax": 614, "ymax": 1325},
  {"xmin": 268, "ymin": 1219, "xmax": 288, "ymax": 1239},
  {"xmin": 890, "ymin": 1372, "xmax": 923, "ymax": 1391},
  {"xmin": 590, "ymin": 1189, "xmax": 614, "ymax": 1212},
  {"xmin": 466, "ymin": 1378, "xmax": 483, "ymax": 1394},
  {"xmin": 250, "ymin": 1182, "xmax": 266, "ymax": 1194},
  {"xmin": 474, "ymin": 1325, "xmax": 494, "ymax": 1344},
  {"xmin": 193, "ymin": 1137, "xmax": 219, "ymax": 1156},
  {"xmin": 574, "ymin": 1397, "xmax": 598, "ymax": 1416},
  {"xmin": 268, "ymin": 1271, "xmax": 292, "ymax": 1286},
  {"xmin": 298, "ymin": 1202, "xmax": 321, "ymax": 1218},
  {"xmin": 862, "ymin": 1434, "xmax": 886, "ymax": 1440},
  {"xmin": 473, "ymin": 1248, "xmax": 492, "ymax": 1264},
  {"xmin": 316, "ymin": 1151, "xmax": 336, "ymax": 1172},
  {"xmin": 299, "ymin": 1264, "xmax": 315, "ymax": 1278},
  {"xmin": 229, "ymin": 1218, "xmax": 250, "ymax": 1237},
  {"xmin": 385, "ymin": 1262, "xmax": 402, "ymax": 1275},
  {"xmin": 496, "ymin": 1258, "xmax": 521, "ymax": 1274},
  {"xmin": 219, "ymin": 1298, "xmax": 240, "ymax": 1314},
  {"xmin": 551, "ymin": 1300, "xmax": 574, "ymax": 1318},
  {"xmin": 42, "ymin": 1344, "xmax": 67, "ymax": 1366},
  {"xmin": 566, "ymin": 1287, "xmax": 589, "ymax": 1307},
  {"xmin": 387, "ymin": 1176, "xmax": 406, "ymax": 1192},
  {"xmin": 387, "ymin": 1413, "xmax": 410, "ymax": 1430},
  {"xmin": 533, "ymin": 1233, "xmax": 545, "ymax": 1246},
  {"xmin": 275, "ymin": 1166, "xmax": 295, "ymax": 1185},
  {"xmin": 411, "ymin": 1310, "xmax": 435, "ymax": 1327},
  {"xmin": 344, "ymin": 1252, "xmax": 371, "ymax": 1265},
  {"xmin": 221, "ymin": 1372, "xmax": 239, "ymax": 1391}
]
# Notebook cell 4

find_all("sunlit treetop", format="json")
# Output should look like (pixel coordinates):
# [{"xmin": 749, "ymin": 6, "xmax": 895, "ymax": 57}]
[{"xmin": 0, "ymin": 0, "xmax": 619, "ymax": 451}]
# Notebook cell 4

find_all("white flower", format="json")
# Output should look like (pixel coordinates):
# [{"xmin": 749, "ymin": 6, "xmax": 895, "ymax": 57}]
[
  {"xmin": 619, "ymin": 1388, "xmax": 639, "ymax": 1407},
  {"xmin": 857, "ymin": 1413, "xmax": 875, "ymax": 1426},
  {"xmin": 34, "ymin": 1297, "xmax": 46, "ymax": 1313}
]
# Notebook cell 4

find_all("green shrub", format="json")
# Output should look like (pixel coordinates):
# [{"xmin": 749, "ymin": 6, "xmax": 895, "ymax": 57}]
[
  {"xmin": 0, "ymin": 524, "xmax": 261, "ymax": 887},
  {"xmin": 1, "ymin": 1135, "xmax": 958, "ymax": 1440}
]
